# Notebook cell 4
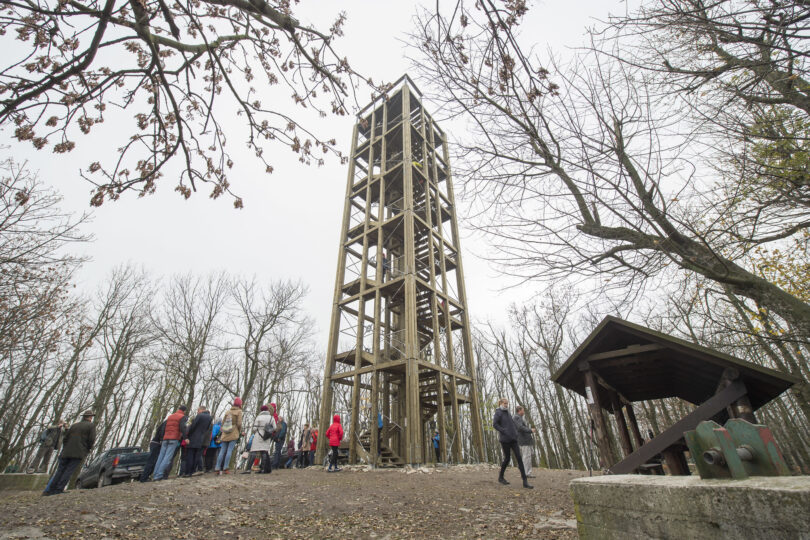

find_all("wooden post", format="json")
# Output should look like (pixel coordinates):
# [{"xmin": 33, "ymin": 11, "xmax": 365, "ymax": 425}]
[
  {"xmin": 661, "ymin": 448, "xmax": 690, "ymax": 476},
  {"xmin": 624, "ymin": 404, "xmax": 645, "ymax": 449},
  {"xmin": 582, "ymin": 366, "xmax": 616, "ymax": 469},
  {"xmin": 611, "ymin": 394, "xmax": 634, "ymax": 457},
  {"xmin": 716, "ymin": 368, "xmax": 757, "ymax": 423}
]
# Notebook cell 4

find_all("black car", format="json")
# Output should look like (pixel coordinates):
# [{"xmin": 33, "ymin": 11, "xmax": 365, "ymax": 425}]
[{"xmin": 78, "ymin": 446, "xmax": 150, "ymax": 488}]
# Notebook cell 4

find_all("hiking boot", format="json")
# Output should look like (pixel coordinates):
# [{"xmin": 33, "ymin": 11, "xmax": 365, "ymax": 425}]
[
  {"xmin": 522, "ymin": 479, "xmax": 534, "ymax": 489},
  {"xmin": 498, "ymin": 476, "xmax": 509, "ymax": 485}
]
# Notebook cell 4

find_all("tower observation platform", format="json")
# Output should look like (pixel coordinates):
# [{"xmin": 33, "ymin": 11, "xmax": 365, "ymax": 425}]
[{"xmin": 316, "ymin": 75, "xmax": 484, "ymax": 466}]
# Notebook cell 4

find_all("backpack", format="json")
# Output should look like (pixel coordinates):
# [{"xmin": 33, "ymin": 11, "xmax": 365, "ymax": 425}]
[
  {"xmin": 260, "ymin": 417, "xmax": 276, "ymax": 441},
  {"xmin": 222, "ymin": 413, "xmax": 235, "ymax": 434}
]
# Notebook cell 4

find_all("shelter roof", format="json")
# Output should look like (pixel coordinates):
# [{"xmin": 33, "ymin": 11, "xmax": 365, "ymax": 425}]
[{"xmin": 551, "ymin": 316, "xmax": 797, "ymax": 411}]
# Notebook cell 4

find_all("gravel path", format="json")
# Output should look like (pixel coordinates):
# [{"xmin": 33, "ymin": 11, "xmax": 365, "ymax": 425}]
[{"xmin": 0, "ymin": 464, "xmax": 587, "ymax": 539}]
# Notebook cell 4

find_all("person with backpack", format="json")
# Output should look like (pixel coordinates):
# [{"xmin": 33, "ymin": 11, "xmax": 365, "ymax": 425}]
[
  {"xmin": 140, "ymin": 418, "xmax": 167, "ymax": 482},
  {"xmin": 325, "ymin": 414, "xmax": 343, "ymax": 472},
  {"xmin": 28, "ymin": 420, "xmax": 65, "ymax": 474},
  {"xmin": 204, "ymin": 418, "xmax": 222, "ymax": 473},
  {"xmin": 153, "ymin": 405, "xmax": 188, "ymax": 481},
  {"xmin": 215, "ymin": 398, "xmax": 243, "ymax": 475},
  {"xmin": 272, "ymin": 416, "xmax": 287, "ymax": 470},
  {"xmin": 244, "ymin": 405, "xmax": 274, "ymax": 474}
]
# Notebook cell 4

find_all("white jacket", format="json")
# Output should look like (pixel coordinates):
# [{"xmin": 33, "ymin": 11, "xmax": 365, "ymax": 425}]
[{"xmin": 250, "ymin": 411, "xmax": 276, "ymax": 453}]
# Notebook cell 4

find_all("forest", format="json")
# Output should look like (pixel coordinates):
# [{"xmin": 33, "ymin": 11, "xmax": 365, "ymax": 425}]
[{"xmin": 1, "ymin": 0, "xmax": 809, "ymax": 475}]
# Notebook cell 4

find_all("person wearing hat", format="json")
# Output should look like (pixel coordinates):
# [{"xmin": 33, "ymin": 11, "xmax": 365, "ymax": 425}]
[
  {"xmin": 215, "ymin": 397, "xmax": 244, "ymax": 474},
  {"xmin": 42, "ymin": 410, "xmax": 96, "ymax": 496}
]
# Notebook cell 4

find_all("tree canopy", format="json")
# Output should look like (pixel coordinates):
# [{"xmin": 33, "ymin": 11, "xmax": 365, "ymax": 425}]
[{"xmin": 1, "ymin": 0, "xmax": 373, "ymax": 207}]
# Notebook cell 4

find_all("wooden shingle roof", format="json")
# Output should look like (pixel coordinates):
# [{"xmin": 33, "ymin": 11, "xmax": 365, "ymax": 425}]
[{"xmin": 551, "ymin": 316, "xmax": 798, "ymax": 410}]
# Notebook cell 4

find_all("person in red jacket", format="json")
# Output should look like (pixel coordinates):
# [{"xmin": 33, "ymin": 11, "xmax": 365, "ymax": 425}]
[
  {"xmin": 325, "ymin": 414, "xmax": 343, "ymax": 472},
  {"xmin": 153, "ymin": 405, "xmax": 188, "ymax": 480},
  {"xmin": 309, "ymin": 429, "xmax": 318, "ymax": 467}
]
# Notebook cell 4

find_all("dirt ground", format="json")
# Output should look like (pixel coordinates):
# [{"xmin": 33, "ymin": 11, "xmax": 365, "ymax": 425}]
[{"xmin": 0, "ymin": 464, "xmax": 588, "ymax": 539}]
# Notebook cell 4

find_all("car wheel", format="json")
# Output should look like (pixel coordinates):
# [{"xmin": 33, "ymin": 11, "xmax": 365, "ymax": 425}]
[{"xmin": 97, "ymin": 470, "xmax": 111, "ymax": 488}]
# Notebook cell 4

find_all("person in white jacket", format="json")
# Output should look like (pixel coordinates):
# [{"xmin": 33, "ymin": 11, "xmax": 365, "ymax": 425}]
[{"xmin": 245, "ymin": 405, "xmax": 275, "ymax": 474}]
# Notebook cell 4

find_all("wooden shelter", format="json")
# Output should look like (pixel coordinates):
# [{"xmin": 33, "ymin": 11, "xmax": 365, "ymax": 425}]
[
  {"xmin": 551, "ymin": 316, "xmax": 798, "ymax": 475},
  {"xmin": 316, "ymin": 75, "xmax": 484, "ymax": 466}
]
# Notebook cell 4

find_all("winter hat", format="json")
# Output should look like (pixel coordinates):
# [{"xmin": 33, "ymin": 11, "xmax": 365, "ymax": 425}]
[
  {"xmin": 260, "ymin": 405, "xmax": 269, "ymax": 411},
  {"xmin": 270, "ymin": 402, "xmax": 279, "ymax": 424},
  {"xmin": 233, "ymin": 397, "xmax": 243, "ymax": 407}
]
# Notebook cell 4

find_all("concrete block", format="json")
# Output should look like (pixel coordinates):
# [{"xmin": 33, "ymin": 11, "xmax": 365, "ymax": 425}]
[
  {"xmin": 0, "ymin": 473, "xmax": 49, "ymax": 492},
  {"xmin": 571, "ymin": 474, "xmax": 810, "ymax": 540}
]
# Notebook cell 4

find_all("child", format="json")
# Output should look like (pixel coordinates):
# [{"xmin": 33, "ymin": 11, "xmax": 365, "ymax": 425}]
[{"xmin": 325, "ymin": 414, "xmax": 344, "ymax": 472}]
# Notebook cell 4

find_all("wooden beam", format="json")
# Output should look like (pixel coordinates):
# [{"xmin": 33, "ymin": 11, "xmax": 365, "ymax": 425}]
[
  {"xmin": 611, "ymin": 393, "xmax": 634, "ymax": 458},
  {"xmin": 609, "ymin": 380, "xmax": 747, "ymax": 474},
  {"xmin": 624, "ymin": 404, "xmax": 645, "ymax": 449},
  {"xmin": 586, "ymin": 344, "xmax": 665, "ymax": 362},
  {"xmin": 584, "ymin": 368, "xmax": 616, "ymax": 469}
]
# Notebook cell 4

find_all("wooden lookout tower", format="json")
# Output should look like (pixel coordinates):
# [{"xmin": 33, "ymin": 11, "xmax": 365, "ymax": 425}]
[{"xmin": 316, "ymin": 75, "xmax": 484, "ymax": 466}]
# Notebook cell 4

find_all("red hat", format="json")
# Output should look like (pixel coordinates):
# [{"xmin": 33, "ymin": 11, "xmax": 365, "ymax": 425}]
[
  {"xmin": 260, "ymin": 405, "xmax": 269, "ymax": 411},
  {"xmin": 233, "ymin": 397, "xmax": 243, "ymax": 407}
]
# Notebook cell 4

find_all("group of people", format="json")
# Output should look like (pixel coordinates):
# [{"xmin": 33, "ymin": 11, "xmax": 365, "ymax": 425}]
[
  {"xmin": 493, "ymin": 398, "xmax": 536, "ymax": 489},
  {"xmin": 140, "ymin": 398, "xmax": 343, "ymax": 480},
  {"xmin": 36, "ymin": 398, "xmax": 348, "ymax": 495},
  {"xmin": 35, "ymin": 395, "xmax": 537, "ymax": 494}
]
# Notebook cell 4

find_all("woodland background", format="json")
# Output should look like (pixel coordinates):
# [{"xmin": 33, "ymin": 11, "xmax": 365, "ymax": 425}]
[{"xmin": 1, "ymin": 0, "xmax": 809, "ymax": 473}]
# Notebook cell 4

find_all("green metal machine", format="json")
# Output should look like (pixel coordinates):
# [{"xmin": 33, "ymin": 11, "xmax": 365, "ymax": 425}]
[{"xmin": 684, "ymin": 419, "xmax": 791, "ymax": 479}]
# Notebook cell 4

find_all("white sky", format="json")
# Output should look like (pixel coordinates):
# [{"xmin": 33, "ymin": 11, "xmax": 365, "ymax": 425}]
[{"xmin": 3, "ymin": 0, "xmax": 628, "ymax": 351}]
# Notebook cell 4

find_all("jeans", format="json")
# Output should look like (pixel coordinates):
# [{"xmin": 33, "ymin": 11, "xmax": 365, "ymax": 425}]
[
  {"xmin": 499, "ymin": 440, "xmax": 527, "ymax": 480},
  {"xmin": 329, "ymin": 445, "xmax": 339, "ymax": 469},
  {"xmin": 45, "ymin": 457, "xmax": 82, "ymax": 494},
  {"xmin": 434, "ymin": 446, "xmax": 440, "ymax": 462},
  {"xmin": 309, "ymin": 450, "xmax": 315, "ymax": 466},
  {"xmin": 216, "ymin": 440, "xmax": 236, "ymax": 471},
  {"xmin": 140, "ymin": 441, "xmax": 161, "ymax": 481},
  {"xmin": 271, "ymin": 441, "xmax": 283, "ymax": 470},
  {"xmin": 153, "ymin": 440, "xmax": 180, "ymax": 480}
]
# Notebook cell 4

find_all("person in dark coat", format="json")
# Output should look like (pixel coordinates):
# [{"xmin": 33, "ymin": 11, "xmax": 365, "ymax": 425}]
[
  {"xmin": 43, "ymin": 410, "xmax": 96, "ymax": 496},
  {"xmin": 183, "ymin": 406, "xmax": 212, "ymax": 477},
  {"xmin": 493, "ymin": 398, "xmax": 532, "ymax": 489},
  {"xmin": 284, "ymin": 439, "xmax": 296, "ymax": 468},
  {"xmin": 140, "ymin": 419, "xmax": 167, "ymax": 482},
  {"xmin": 197, "ymin": 408, "xmax": 213, "ymax": 473},
  {"xmin": 28, "ymin": 420, "xmax": 65, "ymax": 473},
  {"xmin": 272, "ymin": 417, "xmax": 287, "ymax": 470}
]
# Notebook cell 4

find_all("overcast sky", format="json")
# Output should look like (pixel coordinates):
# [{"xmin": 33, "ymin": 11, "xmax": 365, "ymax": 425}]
[{"xmin": 4, "ymin": 0, "xmax": 628, "ymax": 351}]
